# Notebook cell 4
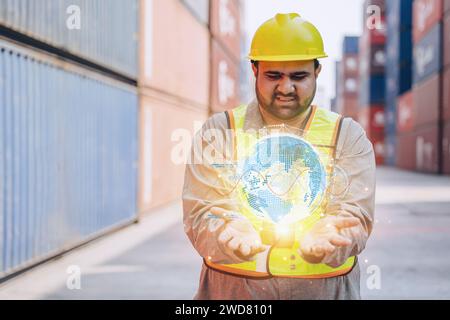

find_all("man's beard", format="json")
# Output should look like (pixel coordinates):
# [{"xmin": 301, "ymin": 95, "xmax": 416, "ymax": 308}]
[{"xmin": 255, "ymin": 80, "xmax": 316, "ymax": 121}]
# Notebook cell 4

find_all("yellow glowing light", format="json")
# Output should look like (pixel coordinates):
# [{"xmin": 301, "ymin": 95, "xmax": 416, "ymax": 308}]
[{"xmin": 275, "ymin": 224, "xmax": 290, "ymax": 236}]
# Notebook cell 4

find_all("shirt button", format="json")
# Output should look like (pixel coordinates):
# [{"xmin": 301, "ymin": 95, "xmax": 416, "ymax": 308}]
[
  {"xmin": 290, "ymin": 264, "xmax": 296, "ymax": 270},
  {"xmin": 290, "ymin": 255, "xmax": 296, "ymax": 260}
]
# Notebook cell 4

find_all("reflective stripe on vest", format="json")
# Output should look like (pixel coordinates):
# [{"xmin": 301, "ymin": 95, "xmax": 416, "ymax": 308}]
[{"xmin": 205, "ymin": 104, "xmax": 356, "ymax": 279}]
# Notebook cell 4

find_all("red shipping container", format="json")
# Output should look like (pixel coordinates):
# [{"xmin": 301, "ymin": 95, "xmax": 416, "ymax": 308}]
[
  {"xmin": 413, "ymin": 0, "xmax": 443, "ymax": 43},
  {"xmin": 343, "ymin": 54, "xmax": 359, "ymax": 77},
  {"xmin": 360, "ymin": 105, "xmax": 385, "ymax": 136},
  {"xmin": 443, "ymin": 67, "xmax": 450, "ymax": 122},
  {"xmin": 359, "ymin": 18, "xmax": 387, "ymax": 50},
  {"xmin": 443, "ymin": 121, "xmax": 450, "ymax": 174},
  {"xmin": 341, "ymin": 97, "xmax": 359, "ymax": 119},
  {"xmin": 210, "ymin": 39, "xmax": 240, "ymax": 113},
  {"xmin": 210, "ymin": 0, "xmax": 241, "ymax": 62},
  {"xmin": 396, "ymin": 132, "xmax": 417, "ymax": 170},
  {"xmin": 413, "ymin": 72, "xmax": 441, "ymax": 129},
  {"xmin": 444, "ymin": 14, "xmax": 450, "ymax": 69},
  {"xmin": 370, "ymin": 131, "xmax": 385, "ymax": 165},
  {"xmin": 397, "ymin": 90, "xmax": 415, "ymax": 133},
  {"xmin": 414, "ymin": 125, "xmax": 440, "ymax": 173}
]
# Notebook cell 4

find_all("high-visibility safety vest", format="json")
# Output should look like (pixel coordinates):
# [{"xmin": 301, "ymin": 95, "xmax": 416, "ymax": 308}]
[{"xmin": 204, "ymin": 104, "xmax": 357, "ymax": 279}]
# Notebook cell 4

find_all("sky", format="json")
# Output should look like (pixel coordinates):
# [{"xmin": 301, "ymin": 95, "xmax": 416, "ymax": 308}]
[{"xmin": 243, "ymin": 0, "xmax": 365, "ymax": 108}]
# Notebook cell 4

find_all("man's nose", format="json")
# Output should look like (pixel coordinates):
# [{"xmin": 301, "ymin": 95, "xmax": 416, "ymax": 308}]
[{"xmin": 277, "ymin": 77, "xmax": 296, "ymax": 95}]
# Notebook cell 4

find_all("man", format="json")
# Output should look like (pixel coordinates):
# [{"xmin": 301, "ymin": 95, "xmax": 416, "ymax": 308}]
[{"xmin": 183, "ymin": 13, "xmax": 375, "ymax": 300}]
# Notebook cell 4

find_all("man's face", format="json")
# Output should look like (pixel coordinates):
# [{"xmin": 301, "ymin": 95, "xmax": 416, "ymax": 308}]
[{"xmin": 253, "ymin": 60, "xmax": 321, "ymax": 120}]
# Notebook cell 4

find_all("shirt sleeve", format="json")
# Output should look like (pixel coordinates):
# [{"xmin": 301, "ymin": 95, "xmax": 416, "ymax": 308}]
[
  {"xmin": 320, "ymin": 117, "xmax": 376, "ymax": 268},
  {"xmin": 182, "ymin": 112, "xmax": 249, "ymax": 265}
]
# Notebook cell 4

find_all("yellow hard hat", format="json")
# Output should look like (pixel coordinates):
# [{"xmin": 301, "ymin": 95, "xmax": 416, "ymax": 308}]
[{"xmin": 248, "ymin": 13, "xmax": 328, "ymax": 61}]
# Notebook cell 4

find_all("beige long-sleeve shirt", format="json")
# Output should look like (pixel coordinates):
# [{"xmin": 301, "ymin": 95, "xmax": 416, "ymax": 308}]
[{"xmin": 182, "ymin": 100, "xmax": 376, "ymax": 300}]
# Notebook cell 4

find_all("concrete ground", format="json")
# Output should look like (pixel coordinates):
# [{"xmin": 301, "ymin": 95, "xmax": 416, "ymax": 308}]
[{"xmin": 0, "ymin": 167, "xmax": 449, "ymax": 299}]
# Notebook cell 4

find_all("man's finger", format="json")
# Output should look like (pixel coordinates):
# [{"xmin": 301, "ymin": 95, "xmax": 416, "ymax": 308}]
[
  {"xmin": 218, "ymin": 228, "xmax": 232, "ymax": 244},
  {"xmin": 210, "ymin": 207, "xmax": 232, "ymax": 221},
  {"xmin": 227, "ymin": 237, "xmax": 241, "ymax": 251},
  {"xmin": 333, "ymin": 217, "xmax": 360, "ymax": 229},
  {"xmin": 239, "ymin": 243, "xmax": 251, "ymax": 256},
  {"xmin": 329, "ymin": 234, "xmax": 352, "ymax": 247},
  {"xmin": 312, "ymin": 241, "xmax": 335, "ymax": 257},
  {"xmin": 250, "ymin": 243, "xmax": 267, "ymax": 255}
]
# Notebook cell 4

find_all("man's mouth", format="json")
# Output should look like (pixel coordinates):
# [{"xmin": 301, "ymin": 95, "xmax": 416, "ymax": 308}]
[{"xmin": 275, "ymin": 96, "xmax": 296, "ymax": 102}]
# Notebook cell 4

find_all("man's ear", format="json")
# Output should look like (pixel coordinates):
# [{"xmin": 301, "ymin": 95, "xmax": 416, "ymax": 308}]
[
  {"xmin": 315, "ymin": 64, "xmax": 322, "ymax": 78},
  {"xmin": 251, "ymin": 63, "xmax": 258, "ymax": 77}
]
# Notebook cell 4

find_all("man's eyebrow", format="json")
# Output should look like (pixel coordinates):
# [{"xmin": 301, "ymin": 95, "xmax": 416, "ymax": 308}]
[{"xmin": 264, "ymin": 71, "xmax": 310, "ymax": 76}]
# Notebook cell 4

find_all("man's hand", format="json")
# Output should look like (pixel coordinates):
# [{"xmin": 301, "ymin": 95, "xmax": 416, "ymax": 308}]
[
  {"xmin": 210, "ymin": 207, "xmax": 267, "ymax": 261},
  {"xmin": 298, "ymin": 216, "xmax": 361, "ymax": 264}
]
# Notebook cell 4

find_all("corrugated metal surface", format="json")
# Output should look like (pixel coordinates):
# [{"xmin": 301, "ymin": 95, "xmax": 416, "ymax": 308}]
[
  {"xmin": 180, "ymin": 0, "xmax": 209, "ymax": 25},
  {"xmin": 444, "ymin": 13, "xmax": 450, "ymax": 69},
  {"xmin": 372, "ymin": 132, "xmax": 385, "ymax": 165},
  {"xmin": 413, "ymin": 72, "xmax": 441, "ymax": 128},
  {"xmin": 384, "ymin": 133, "xmax": 397, "ymax": 166},
  {"xmin": 443, "ymin": 121, "xmax": 450, "ymax": 174},
  {"xmin": 342, "ymin": 54, "xmax": 359, "ymax": 77},
  {"xmin": 210, "ymin": 38, "xmax": 240, "ymax": 112},
  {"xmin": 396, "ymin": 132, "xmax": 416, "ymax": 170},
  {"xmin": 360, "ymin": 45, "xmax": 386, "ymax": 75},
  {"xmin": 343, "ymin": 36, "xmax": 359, "ymax": 54},
  {"xmin": 210, "ymin": 0, "xmax": 241, "ymax": 63},
  {"xmin": 359, "ymin": 105, "xmax": 385, "ymax": 136},
  {"xmin": 443, "ymin": 66, "xmax": 450, "ymax": 122},
  {"xmin": 0, "ymin": 0, "xmax": 138, "ymax": 79},
  {"xmin": 413, "ymin": 0, "xmax": 443, "ymax": 43},
  {"xmin": 138, "ymin": 93, "xmax": 208, "ymax": 211},
  {"xmin": 340, "ymin": 98, "xmax": 359, "ymax": 120},
  {"xmin": 385, "ymin": 105, "xmax": 397, "ymax": 134},
  {"xmin": 0, "ymin": 39, "xmax": 138, "ymax": 278},
  {"xmin": 386, "ymin": 0, "xmax": 413, "ymax": 29},
  {"xmin": 360, "ymin": 74, "xmax": 386, "ymax": 105},
  {"xmin": 398, "ymin": 126, "xmax": 440, "ymax": 173},
  {"xmin": 446, "ymin": 0, "xmax": 450, "ymax": 13},
  {"xmin": 145, "ymin": 0, "xmax": 209, "ymax": 108},
  {"xmin": 397, "ymin": 90, "xmax": 415, "ymax": 132},
  {"xmin": 385, "ymin": 0, "xmax": 413, "ymax": 96},
  {"xmin": 413, "ymin": 22, "xmax": 442, "ymax": 84},
  {"xmin": 415, "ymin": 125, "xmax": 440, "ymax": 173}
]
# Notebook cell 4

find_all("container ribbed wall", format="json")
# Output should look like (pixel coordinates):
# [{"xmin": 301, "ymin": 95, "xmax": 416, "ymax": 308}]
[
  {"xmin": 0, "ymin": 39, "xmax": 138, "ymax": 278},
  {"xmin": 0, "ymin": 0, "xmax": 138, "ymax": 79}
]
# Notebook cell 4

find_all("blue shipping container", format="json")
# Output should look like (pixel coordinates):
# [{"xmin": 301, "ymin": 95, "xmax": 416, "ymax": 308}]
[
  {"xmin": 0, "ymin": 39, "xmax": 138, "ymax": 278},
  {"xmin": 384, "ymin": 133, "xmax": 397, "ymax": 166},
  {"xmin": 386, "ymin": 0, "xmax": 413, "ymax": 30},
  {"xmin": 359, "ymin": 74, "xmax": 386, "ymax": 106},
  {"xmin": 413, "ymin": 23, "xmax": 442, "ymax": 85},
  {"xmin": 343, "ymin": 36, "xmax": 359, "ymax": 54},
  {"xmin": 0, "ymin": 0, "xmax": 138, "ymax": 79}
]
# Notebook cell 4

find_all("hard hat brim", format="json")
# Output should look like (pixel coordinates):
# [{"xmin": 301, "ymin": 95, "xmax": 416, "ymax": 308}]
[{"xmin": 247, "ymin": 54, "xmax": 328, "ymax": 61}]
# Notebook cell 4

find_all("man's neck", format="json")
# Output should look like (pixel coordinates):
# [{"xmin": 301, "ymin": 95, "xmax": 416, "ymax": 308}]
[{"xmin": 258, "ymin": 104, "xmax": 313, "ymax": 129}]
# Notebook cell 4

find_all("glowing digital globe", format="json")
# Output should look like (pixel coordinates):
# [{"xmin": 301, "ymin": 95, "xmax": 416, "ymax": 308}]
[{"xmin": 237, "ymin": 133, "xmax": 327, "ymax": 224}]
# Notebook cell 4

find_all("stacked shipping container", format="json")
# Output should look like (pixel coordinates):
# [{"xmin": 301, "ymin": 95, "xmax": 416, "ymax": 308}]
[
  {"xmin": 336, "ymin": 37, "xmax": 360, "ymax": 120},
  {"xmin": 0, "ymin": 1, "xmax": 139, "ymax": 279},
  {"xmin": 210, "ymin": 0, "xmax": 241, "ymax": 113},
  {"xmin": 358, "ymin": 0, "xmax": 387, "ymax": 164},
  {"xmin": 403, "ymin": 0, "xmax": 445, "ymax": 173},
  {"xmin": 137, "ymin": 0, "xmax": 243, "ymax": 212},
  {"xmin": 385, "ymin": 0, "xmax": 413, "ymax": 166},
  {"xmin": 443, "ymin": 1, "xmax": 450, "ymax": 174},
  {"xmin": 138, "ymin": 0, "xmax": 211, "ymax": 211},
  {"xmin": 0, "ymin": 0, "xmax": 138, "ymax": 79}
]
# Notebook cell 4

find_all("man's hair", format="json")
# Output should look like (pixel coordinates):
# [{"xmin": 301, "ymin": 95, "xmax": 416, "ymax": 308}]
[{"xmin": 251, "ymin": 59, "xmax": 320, "ymax": 70}]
